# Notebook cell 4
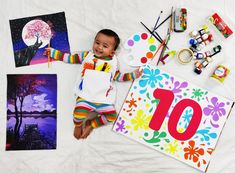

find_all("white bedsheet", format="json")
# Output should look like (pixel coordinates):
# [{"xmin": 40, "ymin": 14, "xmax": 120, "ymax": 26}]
[{"xmin": 1, "ymin": 0, "xmax": 235, "ymax": 172}]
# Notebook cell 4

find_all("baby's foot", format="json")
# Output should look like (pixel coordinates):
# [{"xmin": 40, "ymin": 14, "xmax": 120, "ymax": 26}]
[
  {"xmin": 74, "ymin": 126, "xmax": 82, "ymax": 139},
  {"xmin": 81, "ymin": 120, "xmax": 93, "ymax": 139}
]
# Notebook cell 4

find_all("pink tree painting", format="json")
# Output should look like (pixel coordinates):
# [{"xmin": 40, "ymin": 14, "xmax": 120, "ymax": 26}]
[
  {"xmin": 23, "ymin": 19, "xmax": 53, "ymax": 48},
  {"xmin": 14, "ymin": 19, "xmax": 53, "ymax": 67},
  {"xmin": 10, "ymin": 12, "xmax": 70, "ymax": 67}
]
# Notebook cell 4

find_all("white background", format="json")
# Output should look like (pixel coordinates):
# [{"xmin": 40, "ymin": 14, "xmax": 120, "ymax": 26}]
[{"xmin": 0, "ymin": 0, "xmax": 235, "ymax": 172}]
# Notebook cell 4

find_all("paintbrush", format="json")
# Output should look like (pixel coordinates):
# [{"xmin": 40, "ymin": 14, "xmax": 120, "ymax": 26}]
[
  {"xmin": 152, "ymin": 11, "xmax": 163, "ymax": 33},
  {"xmin": 153, "ymin": 14, "xmax": 172, "ymax": 31},
  {"xmin": 140, "ymin": 22, "xmax": 163, "ymax": 44},
  {"xmin": 48, "ymin": 42, "xmax": 50, "ymax": 68}
]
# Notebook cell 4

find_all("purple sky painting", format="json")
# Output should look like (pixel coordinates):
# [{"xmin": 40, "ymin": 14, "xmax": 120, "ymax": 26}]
[{"xmin": 6, "ymin": 74, "xmax": 57, "ymax": 150}]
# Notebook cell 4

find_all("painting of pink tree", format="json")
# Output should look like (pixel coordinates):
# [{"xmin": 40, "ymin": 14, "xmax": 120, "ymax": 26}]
[
  {"xmin": 10, "ymin": 12, "xmax": 70, "ymax": 67},
  {"xmin": 22, "ymin": 19, "xmax": 53, "ymax": 49},
  {"xmin": 13, "ymin": 19, "xmax": 53, "ymax": 67}
]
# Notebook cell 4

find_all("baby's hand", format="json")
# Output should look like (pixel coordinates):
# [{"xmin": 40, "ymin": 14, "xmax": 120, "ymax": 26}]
[
  {"xmin": 43, "ymin": 48, "xmax": 51, "ymax": 56},
  {"xmin": 134, "ymin": 68, "xmax": 143, "ymax": 79}
]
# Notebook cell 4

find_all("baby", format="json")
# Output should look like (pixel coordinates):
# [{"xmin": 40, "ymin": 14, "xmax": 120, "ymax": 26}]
[{"xmin": 45, "ymin": 29, "xmax": 142, "ymax": 139}]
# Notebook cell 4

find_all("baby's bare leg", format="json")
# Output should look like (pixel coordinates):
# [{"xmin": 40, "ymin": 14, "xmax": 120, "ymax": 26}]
[
  {"xmin": 81, "ymin": 120, "xmax": 93, "ymax": 139},
  {"xmin": 74, "ymin": 126, "xmax": 83, "ymax": 139}
]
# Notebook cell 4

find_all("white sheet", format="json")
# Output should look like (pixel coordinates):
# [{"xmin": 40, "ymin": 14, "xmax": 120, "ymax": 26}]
[{"xmin": 1, "ymin": 0, "xmax": 235, "ymax": 172}]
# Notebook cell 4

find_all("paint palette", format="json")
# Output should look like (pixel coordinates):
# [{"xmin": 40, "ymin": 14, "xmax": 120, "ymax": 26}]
[{"xmin": 123, "ymin": 32, "xmax": 158, "ymax": 67}]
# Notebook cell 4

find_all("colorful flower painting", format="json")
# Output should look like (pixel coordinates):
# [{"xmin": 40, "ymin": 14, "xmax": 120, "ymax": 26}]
[
  {"xmin": 113, "ymin": 65, "xmax": 233, "ymax": 172},
  {"xmin": 9, "ymin": 12, "xmax": 70, "ymax": 67},
  {"xmin": 6, "ymin": 74, "xmax": 57, "ymax": 150}
]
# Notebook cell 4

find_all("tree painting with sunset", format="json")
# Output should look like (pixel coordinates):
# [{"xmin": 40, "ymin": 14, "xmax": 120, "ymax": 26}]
[
  {"xmin": 6, "ymin": 74, "xmax": 57, "ymax": 150},
  {"xmin": 7, "ymin": 75, "xmax": 46, "ymax": 145}
]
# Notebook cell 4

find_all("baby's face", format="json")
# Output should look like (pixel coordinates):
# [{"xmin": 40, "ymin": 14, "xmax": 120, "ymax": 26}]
[{"xmin": 92, "ymin": 33, "xmax": 115, "ymax": 57}]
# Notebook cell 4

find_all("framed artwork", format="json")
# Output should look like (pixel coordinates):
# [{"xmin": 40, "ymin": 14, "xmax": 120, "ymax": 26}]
[
  {"xmin": 113, "ymin": 65, "xmax": 234, "ymax": 172},
  {"xmin": 6, "ymin": 74, "xmax": 57, "ymax": 150},
  {"xmin": 9, "ymin": 12, "xmax": 70, "ymax": 67}
]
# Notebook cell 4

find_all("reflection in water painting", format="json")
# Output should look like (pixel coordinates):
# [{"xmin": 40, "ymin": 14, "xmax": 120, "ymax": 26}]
[
  {"xmin": 9, "ymin": 12, "xmax": 70, "ymax": 67},
  {"xmin": 6, "ymin": 74, "xmax": 57, "ymax": 150}
]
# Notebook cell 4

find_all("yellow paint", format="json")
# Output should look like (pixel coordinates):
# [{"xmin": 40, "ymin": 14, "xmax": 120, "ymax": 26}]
[
  {"xmin": 165, "ymin": 140, "xmax": 179, "ymax": 155},
  {"xmin": 148, "ymin": 37, "xmax": 155, "ymax": 44}
]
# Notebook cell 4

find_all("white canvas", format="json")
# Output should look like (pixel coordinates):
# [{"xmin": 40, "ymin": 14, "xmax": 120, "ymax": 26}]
[{"xmin": 113, "ymin": 65, "xmax": 234, "ymax": 172}]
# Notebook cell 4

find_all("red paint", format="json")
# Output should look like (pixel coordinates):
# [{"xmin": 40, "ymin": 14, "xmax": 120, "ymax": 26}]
[{"xmin": 149, "ymin": 88, "xmax": 202, "ymax": 141}]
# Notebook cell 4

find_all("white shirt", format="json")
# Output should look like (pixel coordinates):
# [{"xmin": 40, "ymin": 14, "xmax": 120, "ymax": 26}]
[{"xmin": 74, "ymin": 52, "xmax": 118, "ymax": 104}]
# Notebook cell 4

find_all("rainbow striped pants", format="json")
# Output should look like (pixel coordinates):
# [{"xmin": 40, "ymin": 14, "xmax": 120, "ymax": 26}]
[{"xmin": 73, "ymin": 97, "xmax": 117, "ymax": 128}]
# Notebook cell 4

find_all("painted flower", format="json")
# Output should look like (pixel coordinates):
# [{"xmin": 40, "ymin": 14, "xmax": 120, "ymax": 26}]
[
  {"xmin": 203, "ymin": 97, "xmax": 226, "ymax": 121},
  {"xmin": 184, "ymin": 140, "xmax": 204, "ymax": 163},
  {"xmin": 139, "ymin": 67, "xmax": 162, "ymax": 88},
  {"xmin": 125, "ymin": 93, "xmax": 138, "ymax": 109},
  {"xmin": 126, "ymin": 97, "xmax": 137, "ymax": 108},
  {"xmin": 191, "ymin": 88, "xmax": 207, "ymax": 101},
  {"xmin": 182, "ymin": 109, "xmax": 192, "ymax": 128},
  {"xmin": 115, "ymin": 117, "xmax": 128, "ymax": 133},
  {"xmin": 168, "ymin": 77, "xmax": 188, "ymax": 99},
  {"xmin": 130, "ymin": 109, "xmax": 152, "ymax": 131},
  {"xmin": 138, "ymin": 66, "xmax": 169, "ymax": 94},
  {"xmin": 165, "ymin": 140, "xmax": 179, "ymax": 155},
  {"xmin": 195, "ymin": 127, "xmax": 217, "ymax": 142}
]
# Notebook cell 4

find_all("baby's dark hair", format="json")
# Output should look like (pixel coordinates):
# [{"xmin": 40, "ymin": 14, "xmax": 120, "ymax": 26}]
[{"xmin": 96, "ymin": 29, "xmax": 120, "ymax": 50}]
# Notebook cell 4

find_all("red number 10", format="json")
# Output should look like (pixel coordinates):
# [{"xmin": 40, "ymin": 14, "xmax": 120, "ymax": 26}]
[{"xmin": 149, "ymin": 88, "xmax": 202, "ymax": 141}]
